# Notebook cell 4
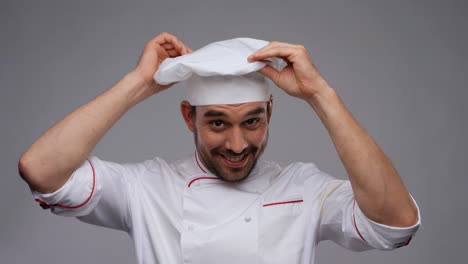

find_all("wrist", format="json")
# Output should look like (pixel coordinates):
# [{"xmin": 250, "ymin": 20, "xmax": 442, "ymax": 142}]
[
  {"xmin": 305, "ymin": 85, "xmax": 343, "ymax": 121},
  {"xmin": 305, "ymin": 83, "xmax": 336, "ymax": 106},
  {"xmin": 119, "ymin": 71, "xmax": 159, "ymax": 107},
  {"xmin": 128, "ymin": 69, "xmax": 156, "ymax": 90}
]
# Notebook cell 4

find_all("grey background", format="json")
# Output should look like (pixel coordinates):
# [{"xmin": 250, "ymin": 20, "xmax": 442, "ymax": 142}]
[{"xmin": 1, "ymin": 0, "xmax": 466, "ymax": 263}]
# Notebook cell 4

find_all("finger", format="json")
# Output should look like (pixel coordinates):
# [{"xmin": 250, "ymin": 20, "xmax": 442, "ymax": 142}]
[
  {"xmin": 143, "ymin": 33, "xmax": 177, "ymax": 56},
  {"xmin": 248, "ymin": 42, "xmax": 292, "ymax": 58},
  {"xmin": 165, "ymin": 44, "xmax": 191, "ymax": 56},
  {"xmin": 155, "ymin": 32, "xmax": 180, "ymax": 46},
  {"xmin": 176, "ymin": 39, "xmax": 192, "ymax": 55},
  {"xmin": 162, "ymin": 43, "xmax": 188, "ymax": 55},
  {"xmin": 167, "ymin": 49, "xmax": 182, "ymax": 57},
  {"xmin": 162, "ymin": 43, "xmax": 175, "ymax": 50},
  {"xmin": 180, "ymin": 44, "xmax": 189, "ymax": 55},
  {"xmin": 258, "ymin": 41, "xmax": 296, "ymax": 53},
  {"xmin": 180, "ymin": 41, "xmax": 194, "ymax": 55},
  {"xmin": 170, "ymin": 38, "xmax": 188, "ymax": 55},
  {"xmin": 155, "ymin": 33, "xmax": 192, "ymax": 56},
  {"xmin": 250, "ymin": 45, "xmax": 295, "ymax": 59},
  {"xmin": 159, "ymin": 34, "xmax": 184, "ymax": 51},
  {"xmin": 249, "ymin": 42, "xmax": 304, "ymax": 61},
  {"xmin": 258, "ymin": 65, "xmax": 280, "ymax": 84},
  {"xmin": 249, "ymin": 45, "xmax": 301, "ymax": 62},
  {"xmin": 162, "ymin": 40, "xmax": 189, "ymax": 55},
  {"xmin": 181, "ymin": 44, "xmax": 194, "ymax": 55}
]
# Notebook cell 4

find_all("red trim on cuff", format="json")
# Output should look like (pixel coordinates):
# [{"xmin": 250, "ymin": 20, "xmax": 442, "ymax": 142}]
[
  {"xmin": 263, "ymin": 199, "xmax": 304, "ymax": 207},
  {"xmin": 188, "ymin": 176, "xmax": 219, "ymax": 187},
  {"xmin": 34, "ymin": 159, "xmax": 96, "ymax": 209},
  {"xmin": 353, "ymin": 199, "xmax": 367, "ymax": 242},
  {"xmin": 397, "ymin": 236, "xmax": 413, "ymax": 248}
]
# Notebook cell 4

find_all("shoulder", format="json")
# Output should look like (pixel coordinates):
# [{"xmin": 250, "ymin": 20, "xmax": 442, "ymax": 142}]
[
  {"xmin": 279, "ymin": 161, "xmax": 329, "ymax": 182},
  {"xmin": 262, "ymin": 161, "xmax": 349, "ymax": 204},
  {"xmin": 113, "ymin": 156, "xmax": 168, "ymax": 173},
  {"xmin": 256, "ymin": 159, "xmax": 282, "ymax": 175},
  {"xmin": 88, "ymin": 156, "xmax": 172, "ymax": 181},
  {"xmin": 268, "ymin": 161, "xmax": 341, "ymax": 191}
]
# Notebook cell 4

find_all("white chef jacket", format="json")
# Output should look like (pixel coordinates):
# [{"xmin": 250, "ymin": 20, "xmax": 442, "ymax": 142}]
[{"xmin": 33, "ymin": 153, "xmax": 420, "ymax": 264}]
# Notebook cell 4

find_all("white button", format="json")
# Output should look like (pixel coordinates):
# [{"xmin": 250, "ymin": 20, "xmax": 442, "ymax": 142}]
[{"xmin": 244, "ymin": 216, "xmax": 251, "ymax": 223}]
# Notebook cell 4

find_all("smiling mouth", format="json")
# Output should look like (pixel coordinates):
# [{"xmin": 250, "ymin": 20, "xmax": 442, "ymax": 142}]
[{"xmin": 221, "ymin": 154, "xmax": 249, "ymax": 168}]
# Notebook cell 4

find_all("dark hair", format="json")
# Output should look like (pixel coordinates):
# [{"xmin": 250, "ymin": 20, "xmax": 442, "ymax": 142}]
[{"xmin": 190, "ymin": 105, "xmax": 197, "ymax": 114}]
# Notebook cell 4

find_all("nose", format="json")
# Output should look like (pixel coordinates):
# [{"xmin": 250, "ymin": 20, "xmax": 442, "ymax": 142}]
[{"xmin": 225, "ymin": 127, "xmax": 248, "ymax": 154}]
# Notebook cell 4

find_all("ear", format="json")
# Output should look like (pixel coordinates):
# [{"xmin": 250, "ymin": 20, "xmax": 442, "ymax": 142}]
[
  {"xmin": 267, "ymin": 96, "xmax": 273, "ymax": 123},
  {"xmin": 180, "ymin": 100, "xmax": 195, "ymax": 132}
]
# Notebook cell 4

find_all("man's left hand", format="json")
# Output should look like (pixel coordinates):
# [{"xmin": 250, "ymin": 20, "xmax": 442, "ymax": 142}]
[{"xmin": 248, "ymin": 41, "xmax": 330, "ymax": 101}]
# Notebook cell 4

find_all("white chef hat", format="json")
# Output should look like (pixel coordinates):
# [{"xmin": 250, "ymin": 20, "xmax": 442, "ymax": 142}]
[{"xmin": 154, "ymin": 38, "xmax": 285, "ymax": 105}]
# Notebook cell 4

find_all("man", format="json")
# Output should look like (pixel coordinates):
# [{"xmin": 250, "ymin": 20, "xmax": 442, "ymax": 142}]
[{"xmin": 18, "ymin": 32, "xmax": 420, "ymax": 264}]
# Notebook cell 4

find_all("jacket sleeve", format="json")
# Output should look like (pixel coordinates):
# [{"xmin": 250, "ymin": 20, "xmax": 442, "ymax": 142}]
[
  {"xmin": 32, "ymin": 156, "xmax": 137, "ymax": 232},
  {"xmin": 311, "ymin": 171, "xmax": 421, "ymax": 251}
]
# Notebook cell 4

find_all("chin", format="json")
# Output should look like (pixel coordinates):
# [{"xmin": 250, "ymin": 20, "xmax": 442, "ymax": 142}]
[
  {"xmin": 215, "ymin": 158, "xmax": 257, "ymax": 183},
  {"xmin": 219, "ymin": 171, "xmax": 250, "ymax": 182}
]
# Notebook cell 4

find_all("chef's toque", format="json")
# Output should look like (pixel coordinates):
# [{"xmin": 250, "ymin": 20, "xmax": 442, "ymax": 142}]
[{"xmin": 154, "ymin": 38, "xmax": 284, "ymax": 106}]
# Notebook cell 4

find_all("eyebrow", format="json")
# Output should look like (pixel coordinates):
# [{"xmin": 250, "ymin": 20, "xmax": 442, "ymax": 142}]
[
  {"xmin": 203, "ymin": 107, "xmax": 266, "ymax": 118},
  {"xmin": 203, "ymin": 110, "xmax": 227, "ymax": 117},
  {"xmin": 246, "ymin": 107, "xmax": 266, "ymax": 116}
]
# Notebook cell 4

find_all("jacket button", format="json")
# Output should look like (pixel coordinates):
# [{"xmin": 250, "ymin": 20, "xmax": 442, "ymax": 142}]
[{"xmin": 244, "ymin": 216, "xmax": 251, "ymax": 223}]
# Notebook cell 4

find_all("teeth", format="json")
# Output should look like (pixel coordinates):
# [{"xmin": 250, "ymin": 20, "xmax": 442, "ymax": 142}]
[{"xmin": 225, "ymin": 155, "xmax": 244, "ymax": 162}]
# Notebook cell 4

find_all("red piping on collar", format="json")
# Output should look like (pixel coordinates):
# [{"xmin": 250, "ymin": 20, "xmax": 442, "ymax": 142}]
[
  {"xmin": 188, "ymin": 176, "xmax": 219, "ymax": 187},
  {"xmin": 195, "ymin": 152, "xmax": 207, "ymax": 173}
]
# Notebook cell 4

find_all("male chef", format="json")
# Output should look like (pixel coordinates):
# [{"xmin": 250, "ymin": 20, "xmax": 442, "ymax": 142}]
[{"xmin": 19, "ymin": 32, "xmax": 420, "ymax": 264}]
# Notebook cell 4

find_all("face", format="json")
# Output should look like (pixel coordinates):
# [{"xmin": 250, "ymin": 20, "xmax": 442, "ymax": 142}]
[{"xmin": 184, "ymin": 101, "xmax": 271, "ymax": 182}]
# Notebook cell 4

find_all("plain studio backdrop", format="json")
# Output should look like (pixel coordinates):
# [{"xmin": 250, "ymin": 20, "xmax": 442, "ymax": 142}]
[{"xmin": 1, "ymin": 0, "xmax": 466, "ymax": 263}]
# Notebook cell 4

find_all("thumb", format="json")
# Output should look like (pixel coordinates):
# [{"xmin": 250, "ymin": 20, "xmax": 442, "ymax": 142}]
[{"xmin": 258, "ymin": 64, "xmax": 280, "ymax": 84}]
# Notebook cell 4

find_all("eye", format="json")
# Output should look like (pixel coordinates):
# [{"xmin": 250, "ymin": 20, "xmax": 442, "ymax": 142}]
[
  {"xmin": 209, "ymin": 120, "xmax": 225, "ymax": 128},
  {"xmin": 244, "ymin": 118, "xmax": 260, "ymax": 127}
]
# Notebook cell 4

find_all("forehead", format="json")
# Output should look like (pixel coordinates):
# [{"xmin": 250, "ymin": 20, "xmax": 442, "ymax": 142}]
[{"xmin": 196, "ymin": 101, "xmax": 267, "ymax": 118}]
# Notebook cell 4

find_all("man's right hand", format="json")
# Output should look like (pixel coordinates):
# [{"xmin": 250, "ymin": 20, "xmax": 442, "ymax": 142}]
[{"xmin": 134, "ymin": 32, "xmax": 192, "ymax": 93}]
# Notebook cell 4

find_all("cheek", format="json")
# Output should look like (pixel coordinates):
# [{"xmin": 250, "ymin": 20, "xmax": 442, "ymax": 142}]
[
  {"xmin": 198, "ymin": 130, "xmax": 225, "ymax": 150},
  {"xmin": 247, "ymin": 126, "xmax": 268, "ymax": 145}
]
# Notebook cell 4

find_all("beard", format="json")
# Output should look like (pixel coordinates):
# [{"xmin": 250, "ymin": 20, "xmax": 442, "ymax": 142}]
[{"xmin": 194, "ymin": 130, "xmax": 268, "ymax": 182}]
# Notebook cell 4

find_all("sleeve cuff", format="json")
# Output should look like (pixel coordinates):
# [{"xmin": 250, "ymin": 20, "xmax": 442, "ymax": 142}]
[
  {"xmin": 353, "ymin": 195, "xmax": 421, "ymax": 250},
  {"xmin": 32, "ymin": 159, "xmax": 99, "ymax": 216}
]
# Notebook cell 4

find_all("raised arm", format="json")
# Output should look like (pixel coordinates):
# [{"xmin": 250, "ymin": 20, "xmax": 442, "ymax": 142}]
[
  {"xmin": 248, "ymin": 42, "xmax": 418, "ymax": 227},
  {"xmin": 19, "ymin": 32, "xmax": 191, "ymax": 193}
]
